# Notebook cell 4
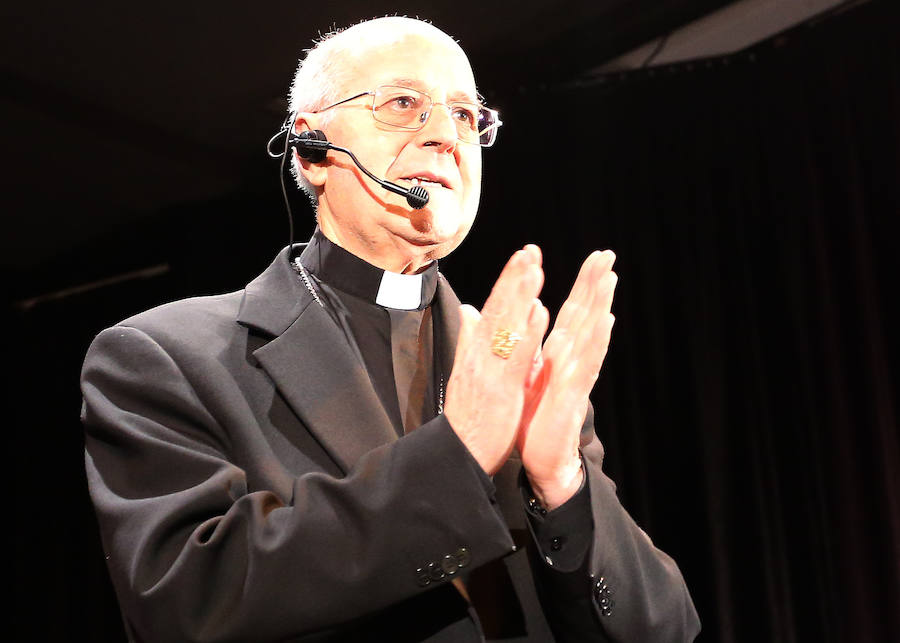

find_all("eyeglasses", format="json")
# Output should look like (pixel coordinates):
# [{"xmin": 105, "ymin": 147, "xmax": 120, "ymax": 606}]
[{"xmin": 314, "ymin": 85, "xmax": 502, "ymax": 147}]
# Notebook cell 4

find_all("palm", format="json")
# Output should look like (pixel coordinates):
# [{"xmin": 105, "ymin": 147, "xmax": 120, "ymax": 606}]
[{"xmin": 516, "ymin": 250, "xmax": 617, "ymax": 502}]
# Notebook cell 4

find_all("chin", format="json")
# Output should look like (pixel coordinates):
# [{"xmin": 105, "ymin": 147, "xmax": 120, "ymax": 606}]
[
  {"xmin": 408, "ymin": 211, "xmax": 452, "ymax": 239},
  {"xmin": 408, "ymin": 196, "xmax": 474, "ymax": 238}
]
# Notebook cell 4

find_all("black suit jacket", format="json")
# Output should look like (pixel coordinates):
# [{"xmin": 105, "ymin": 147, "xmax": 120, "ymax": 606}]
[{"xmin": 81, "ymin": 245, "xmax": 700, "ymax": 642}]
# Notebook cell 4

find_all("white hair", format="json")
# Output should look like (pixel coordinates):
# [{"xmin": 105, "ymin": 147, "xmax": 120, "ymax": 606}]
[{"xmin": 287, "ymin": 17, "xmax": 464, "ymax": 203}]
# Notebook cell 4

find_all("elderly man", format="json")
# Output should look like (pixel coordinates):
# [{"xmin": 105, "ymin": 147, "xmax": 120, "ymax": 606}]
[{"xmin": 81, "ymin": 16, "xmax": 700, "ymax": 642}]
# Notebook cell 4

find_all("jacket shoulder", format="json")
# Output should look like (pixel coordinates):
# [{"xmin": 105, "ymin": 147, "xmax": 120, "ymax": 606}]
[{"xmin": 114, "ymin": 290, "xmax": 245, "ymax": 348}]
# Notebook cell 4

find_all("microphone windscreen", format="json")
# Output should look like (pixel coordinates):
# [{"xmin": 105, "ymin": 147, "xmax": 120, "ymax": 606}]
[{"xmin": 406, "ymin": 185, "xmax": 430, "ymax": 209}]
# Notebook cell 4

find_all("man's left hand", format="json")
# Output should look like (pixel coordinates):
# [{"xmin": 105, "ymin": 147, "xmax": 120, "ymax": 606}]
[{"xmin": 517, "ymin": 249, "xmax": 618, "ymax": 510}]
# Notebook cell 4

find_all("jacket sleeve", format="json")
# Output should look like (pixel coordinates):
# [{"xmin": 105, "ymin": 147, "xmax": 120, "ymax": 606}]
[
  {"xmin": 526, "ymin": 405, "xmax": 702, "ymax": 643},
  {"xmin": 81, "ymin": 325, "xmax": 515, "ymax": 642}
]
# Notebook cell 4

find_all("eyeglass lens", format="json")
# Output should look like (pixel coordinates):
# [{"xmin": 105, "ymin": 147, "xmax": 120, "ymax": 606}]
[{"xmin": 372, "ymin": 86, "xmax": 498, "ymax": 146}]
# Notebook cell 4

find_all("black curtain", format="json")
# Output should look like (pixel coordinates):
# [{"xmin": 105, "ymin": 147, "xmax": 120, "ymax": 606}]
[
  {"xmin": 448, "ymin": 1, "xmax": 899, "ymax": 640},
  {"xmin": 11, "ymin": 1, "xmax": 898, "ymax": 641}
]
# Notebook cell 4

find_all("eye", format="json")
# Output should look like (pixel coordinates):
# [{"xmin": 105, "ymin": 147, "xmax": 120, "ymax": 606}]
[
  {"xmin": 451, "ymin": 105, "xmax": 478, "ymax": 127},
  {"xmin": 390, "ymin": 95, "xmax": 421, "ymax": 111}
]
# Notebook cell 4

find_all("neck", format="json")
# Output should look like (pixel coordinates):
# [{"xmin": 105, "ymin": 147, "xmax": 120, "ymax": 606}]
[{"xmin": 318, "ymin": 215, "xmax": 434, "ymax": 274}]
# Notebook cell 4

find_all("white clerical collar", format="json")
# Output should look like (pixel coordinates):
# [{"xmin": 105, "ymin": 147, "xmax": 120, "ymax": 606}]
[
  {"xmin": 297, "ymin": 228, "xmax": 439, "ymax": 310},
  {"xmin": 375, "ymin": 271, "xmax": 425, "ymax": 310}
]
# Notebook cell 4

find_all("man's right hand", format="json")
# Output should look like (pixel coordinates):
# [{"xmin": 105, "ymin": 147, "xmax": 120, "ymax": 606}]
[{"xmin": 443, "ymin": 245, "xmax": 550, "ymax": 475}]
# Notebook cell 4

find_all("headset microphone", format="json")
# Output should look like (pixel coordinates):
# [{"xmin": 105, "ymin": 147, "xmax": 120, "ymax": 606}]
[
  {"xmin": 266, "ymin": 122, "xmax": 430, "ymax": 261},
  {"xmin": 276, "ymin": 129, "xmax": 430, "ymax": 210}
]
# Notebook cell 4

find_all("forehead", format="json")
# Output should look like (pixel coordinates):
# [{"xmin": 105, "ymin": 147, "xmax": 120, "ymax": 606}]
[{"xmin": 342, "ymin": 34, "xmax": 477, "ymax": 102}]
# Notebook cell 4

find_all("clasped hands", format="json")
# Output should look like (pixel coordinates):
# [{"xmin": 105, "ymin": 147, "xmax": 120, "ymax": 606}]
[{"xmin": 444, "ymin": 245, "xmax": 618, "ymax": 510}]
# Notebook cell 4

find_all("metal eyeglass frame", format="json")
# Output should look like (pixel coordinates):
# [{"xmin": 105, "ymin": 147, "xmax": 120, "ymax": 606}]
[{"xmin": 312, "ymin": 85, "xmax": 502, "ymax": 147}]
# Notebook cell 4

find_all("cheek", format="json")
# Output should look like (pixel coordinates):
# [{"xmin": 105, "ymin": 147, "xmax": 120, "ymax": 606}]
[
  {"xmin": 330, "ymin": 122, "xmax": 402, "ymax": 181},
  {"xmin": 463, "ymin": 181, "xmax": 481, "ymax": 214},
  {"xmin": 463, "ymin": 160, "xmax": 482, "ymax": 206},
  {"xmin": 459, "ymin": 153, "xmax": 482, "ymax": 193}
]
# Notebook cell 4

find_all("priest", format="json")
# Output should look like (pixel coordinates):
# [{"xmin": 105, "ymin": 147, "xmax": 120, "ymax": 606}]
[{"xmin": 81, "ymin": 16, "xmax": 700, "ymax": 642}]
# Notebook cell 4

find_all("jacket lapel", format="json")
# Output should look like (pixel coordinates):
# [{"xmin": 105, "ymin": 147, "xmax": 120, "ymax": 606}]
[
  {"xmin": 433, "ymin": 273, "xmax": 461, "ymax": 380},
  {"xmin": 237, "ymin": 245, "xmax": 396, "ymax": 474}
]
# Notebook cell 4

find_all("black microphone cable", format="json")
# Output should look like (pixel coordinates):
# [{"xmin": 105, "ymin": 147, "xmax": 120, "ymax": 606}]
[{"xmin": 275, "ymin": 121, "xmax": 299, "ymax": 257}]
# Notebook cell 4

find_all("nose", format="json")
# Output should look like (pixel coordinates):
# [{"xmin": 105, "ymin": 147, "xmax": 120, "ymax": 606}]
[{"xmin": 417, "ymin": 103, "xmax": 458, "ymax": 153}]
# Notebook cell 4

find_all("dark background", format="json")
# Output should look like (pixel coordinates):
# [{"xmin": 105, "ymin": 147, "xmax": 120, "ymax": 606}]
[{"xmin": 6, "ymin": 1, "xmax": 898, "ymax": 641}]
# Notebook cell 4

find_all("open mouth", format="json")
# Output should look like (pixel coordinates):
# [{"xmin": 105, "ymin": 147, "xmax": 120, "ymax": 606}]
[{"xmin": 398, "ymin": 175, "xmax": 451, "ymax": 189}]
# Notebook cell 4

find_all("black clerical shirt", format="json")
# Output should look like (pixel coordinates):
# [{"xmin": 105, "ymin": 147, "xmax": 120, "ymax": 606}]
[{"xmin": 297, "ymin": 228, "xmax": 592, "ymax": 575}]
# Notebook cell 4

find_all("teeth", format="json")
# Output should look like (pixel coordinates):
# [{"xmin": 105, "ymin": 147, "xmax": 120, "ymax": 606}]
[{"xmin": 404, "ymin": 177, "xmax": 441, "ymax": 187}]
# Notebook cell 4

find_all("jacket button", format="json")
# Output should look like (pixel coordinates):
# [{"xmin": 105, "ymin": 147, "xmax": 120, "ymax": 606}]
[
  {"xmin": 593, "ymin": 575, "xmax": 614, "ymax": 615},
  {"xmin": 454, "ymin": 547, "xmax": 471, "ymax": 568},
  {"xmin": 527, "ymin": 497, "xmax": 548, "ymax": 516},
  {"xmin": 415, "ymin": 567, "xmax": 431, "ymax": 587},
  {"xmin": 427, "ymin": 561, "xmax": 446, "ymax": 581},
  {"xmin": 441, "ymin": 554, "xmax": 459, "ymax": 575},
  {"xmin": 550, "ymin": 536, "xmax": 563, "ymax": 551}
]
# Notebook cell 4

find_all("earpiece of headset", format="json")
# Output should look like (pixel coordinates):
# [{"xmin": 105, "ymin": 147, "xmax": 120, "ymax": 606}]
[
  {"xmin": 288, "ymin": 129, "xmax": 331, "ymax": 163},
  {"xmin": 265, "ymin": 118, "xmax": 331, "ymax": 162}
]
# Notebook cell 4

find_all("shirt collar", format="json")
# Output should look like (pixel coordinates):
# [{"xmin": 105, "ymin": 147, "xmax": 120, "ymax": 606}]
[{"xmin": 298, "ymin": 227, "xmax": 438, "ymax": 311}]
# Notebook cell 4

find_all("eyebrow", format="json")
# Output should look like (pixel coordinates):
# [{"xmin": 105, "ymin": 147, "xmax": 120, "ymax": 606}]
[{"xmin": 387, "ymin": 78, "xmax": 480, "ymax": 104}]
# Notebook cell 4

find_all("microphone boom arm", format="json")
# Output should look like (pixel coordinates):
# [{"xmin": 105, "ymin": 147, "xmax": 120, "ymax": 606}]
[{"xmin": 285, "ymin": 135, "xmax": 429, "ymax": 210}]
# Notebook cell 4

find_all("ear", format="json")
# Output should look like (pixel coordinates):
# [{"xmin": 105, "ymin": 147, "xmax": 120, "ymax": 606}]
[{"xmin": 291, "ymin": 113, "xmax": 329, "ymax": 189}]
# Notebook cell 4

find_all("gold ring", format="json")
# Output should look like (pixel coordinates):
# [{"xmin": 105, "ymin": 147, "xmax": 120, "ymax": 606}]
[{"xmin": 491, "ymin": 328, "xmax": 522, "ymax": 359}]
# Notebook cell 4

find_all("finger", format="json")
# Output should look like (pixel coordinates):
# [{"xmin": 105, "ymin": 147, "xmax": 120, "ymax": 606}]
[
  {"xmin": 601, "ymin": 270, "xmax": 618, "ymax": 313},
  {"xmin": 545, "ymin": 269, "xmax": 617, "ymax": 400},
  {"xmin": 555, "ymin": 250, "xmax": 614, "ymax": 332},
  {"xmin": 484, "ymin": 247, "xmax": 540, "ymax": 312},
  {"xmin": 478, "ymin": 250, "xmax": 533, "ymax": 319},
  {"xmin": 455, "ymin": 248, "xmax": 545, "ymax": 415},
  {"xmin": 523, "ymin": 297, "xmax": 546, "ymax": 384},
  {"xmin": 553, "ymin": 251, "xmax": 599, "ymax": 331},
  {"xmin": 513, "ymin": 300, "xmax": 550, "ymax": 377},
  {"xmin": 455, "ymin": 304, "xmax": 481, "ymax": 352},
  {"xmin": 570, "ymin": 312, "xmax": 616, "ymax": 398},
  {"xmin": 567, "ymin": 271, "xmax": 617, "ymax": 369},
  {"xmin": 480, "ymin": 255, "xmax": 544, "ymax": 342},
  {"xmin": 523, "ymin": 243, "xmax": 542, "ymax": 267},
  {"xmin": 541, "ymin": 254, "xmax": 602, "ymax": 360},
  {"xmin": 525, "ymin": 350, "xmax": 544, "ymax": 390}
]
